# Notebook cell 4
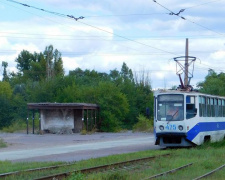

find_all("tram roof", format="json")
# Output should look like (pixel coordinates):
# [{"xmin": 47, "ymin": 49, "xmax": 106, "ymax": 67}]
[{"xmin": 154, "ymin": 89, "xmax": 225, "ymax": 99}]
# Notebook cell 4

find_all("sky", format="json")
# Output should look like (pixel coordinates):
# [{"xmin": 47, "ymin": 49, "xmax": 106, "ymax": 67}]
[{"xmin": 0, "ymin": 0, "xmax": 225, "ymax": 89}]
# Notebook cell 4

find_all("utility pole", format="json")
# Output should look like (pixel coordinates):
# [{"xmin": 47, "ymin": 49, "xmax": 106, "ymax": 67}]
[
  {"xmin": 174, "ymin": 39, "xmax": 196, "ymax": 91},
  {"xmin": 184, "ymin": 38, "xmax": 189, "ymax": 87}
]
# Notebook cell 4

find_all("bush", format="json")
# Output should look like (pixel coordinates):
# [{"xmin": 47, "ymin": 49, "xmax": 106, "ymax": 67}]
[
  {"xmin": 0, "ymin": 138, "xmax": 7, "ymax": 148},
  {"xmin": 1, "ymin": 119, "xmax": 27, "ymax": 133},
  {"xmin": 100, "ymin": 111, "xmax": 122, "ymax": 132},
  {"xmin": 132, "ymin": 114, "xmax": 153, "ymax": 132}
]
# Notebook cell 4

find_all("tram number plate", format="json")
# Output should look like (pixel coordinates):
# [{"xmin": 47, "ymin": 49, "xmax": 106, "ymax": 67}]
[{"xmin": 165, "ymin": 124, "xmax": 176, "ymax": 130}]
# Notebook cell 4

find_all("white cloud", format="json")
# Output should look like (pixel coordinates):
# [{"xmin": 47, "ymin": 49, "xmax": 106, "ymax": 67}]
[{"xmin": 1, "ymin": 0, "xmax": 225, "ymax": 88}]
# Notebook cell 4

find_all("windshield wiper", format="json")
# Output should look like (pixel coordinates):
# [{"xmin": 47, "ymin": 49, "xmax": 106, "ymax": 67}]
[{"xmin": 167, "ymin": 109, "xmax": 179, "ymax": 124}]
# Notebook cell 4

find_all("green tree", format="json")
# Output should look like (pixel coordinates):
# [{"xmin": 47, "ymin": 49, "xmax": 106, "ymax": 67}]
[
  {"xmin": 0, "ymin": 81, "xmax": 12, "ymax": 98},
  {"xmin": 0, "ymin": 81, "xmax": 14, "ymax": 129},
  {"xmin": 95, "ymin": 82, "xmax": 129, "ymax": 132},
  {"xmin": 44, "ymin": 45, "xmax": 64, "ymax": 79},
  {"xmin": 15, "ymin": 50, "xmax": 33, "ymax": 73},
  {"xmin": 197, "ymin": 70, "xmax": 225, "ymax": 96},
  {"xmin": 2, "ymin": 61, "xmax": 9, "ymax": 81}
]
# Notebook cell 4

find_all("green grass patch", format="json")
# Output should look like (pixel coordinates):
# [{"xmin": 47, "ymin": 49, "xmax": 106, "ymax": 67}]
[
  {"xmin": 1, "ymin": 140, "xmax": 225, "ymax": 179},
  {"xmin": 0, "ymin": 138, "xmax": 7, "ymax": 148}
]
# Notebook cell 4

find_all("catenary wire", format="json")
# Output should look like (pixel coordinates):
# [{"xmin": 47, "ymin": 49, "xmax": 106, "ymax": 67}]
[
  {"xmin": 5, "ymin": 0, "xmax": 181, "ymax": 57},
  {"xmin": 152, "ymin": 0, "xmax": 225, "ymax": 37}
]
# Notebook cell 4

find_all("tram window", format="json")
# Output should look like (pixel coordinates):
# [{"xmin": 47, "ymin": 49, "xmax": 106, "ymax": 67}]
[
  {"xmin": 202, "ymin": 97, "xmax": 207, "ymax": 117},
  {"xmin": 218, "ymin": 99, "xmax": 222, "ymax": 117},
  {"xmin": 186, "ymin": 96, "xmax": 197, "ymax": 119},
  {"xmin": 210, "ymin": 98, "xmax": 215, "ymax": 117},
  {"xmin": 223, "ymin": 100, "xmax": 225, "ymax": 117},
  {"xmin": 207, "ymin": 98, "xmax": 211, "ymax": 117},
  {"xmin": 215, "ymin": 99, "xmax": 218, "ymax": 117},
  {"xmin": 199, "ymin": 96, "xmax": 202, "ymax": 117}
]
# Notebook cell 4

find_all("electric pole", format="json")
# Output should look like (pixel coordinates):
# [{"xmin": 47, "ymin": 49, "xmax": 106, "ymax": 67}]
[{"xmin": 184, "ymin": 38, "xmax": 189, "ymax": 86}]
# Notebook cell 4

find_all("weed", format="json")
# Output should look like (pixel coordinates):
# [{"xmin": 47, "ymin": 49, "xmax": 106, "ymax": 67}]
[{"xmin": 0, "ymin": 138, "xmax": 7, "ymax": 148}]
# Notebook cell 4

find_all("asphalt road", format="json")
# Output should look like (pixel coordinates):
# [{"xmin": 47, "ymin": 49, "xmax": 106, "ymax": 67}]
[{"xmin": 0, "ymin": 132, "xmax": 160, "ymax": 162}]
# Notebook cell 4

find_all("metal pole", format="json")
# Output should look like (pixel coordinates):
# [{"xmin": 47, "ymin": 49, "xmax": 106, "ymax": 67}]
[
  {"xmin": 39, "ymin": 110, "xmax": 41, "ymax": 132},
  {"xmin": 32, "ymin": 110, "xmax": 34, "ymax": 134},
  {"xmin": 95, "ymin": 110, "xmax": 97, "ymax": 128},
  {"xmin": 91, "ymin": 110, "xmax": 93, "ymax": 130},
  {"xmin": 184, "ymin": 38, "xmax": 189, "ymax": 87},
  {"xmin": 82, "ymin": 109, "xmax": 84, "ymax": 131},
  {"xmin": 27, "ymin": 111, "xmax": 29, "ymax": 134},
  {"xmin": 87, "ymin": 110, "xmax": 88, "ymax": 131}
]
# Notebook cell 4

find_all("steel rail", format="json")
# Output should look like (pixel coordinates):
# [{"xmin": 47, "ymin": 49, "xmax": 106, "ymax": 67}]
[
  {"xmin": 142, "ymin": 162, "xmax": 193, "ymax": 180},
  {"xmin": 33, "ymin": 154, "xmax": 170, "ymax": 180},
  {"xmin": 0, "ymin": 163, "xmax": 74, "ymax": 178},
  {"xmin": 193, "ymin": 163, "xmax": 225, "ymax": 180}
]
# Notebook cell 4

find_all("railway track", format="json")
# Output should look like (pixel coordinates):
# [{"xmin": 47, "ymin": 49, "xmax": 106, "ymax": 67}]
[
  {"xmin": 193, "ymin": 163, "xmax": 225, "ymax": 180},
  {"xmin": 35, "ymin": 154, "xmax": 170, "ymax": 180},
  {"xmin": 0, "ymin": 153, "xmax": 170, "ymax": 180},
  {"xmin": 0, "ymin": 162, "xmax": 75, "ymax": 178},
  {"xmin": 142, "ymin": 163, "xmax": 193, "ymax": 179}
]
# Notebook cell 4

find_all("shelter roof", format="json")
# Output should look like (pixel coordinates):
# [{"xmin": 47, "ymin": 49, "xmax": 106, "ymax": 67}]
[{"xmin": 27, "ymin": 103, "xmax": 99, "ymax": 110}]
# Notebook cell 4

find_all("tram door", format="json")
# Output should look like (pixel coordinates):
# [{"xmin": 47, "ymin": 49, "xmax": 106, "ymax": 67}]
[{"xmin": 186, "ymin": 96, "xmax": 197, "ymax": 119}]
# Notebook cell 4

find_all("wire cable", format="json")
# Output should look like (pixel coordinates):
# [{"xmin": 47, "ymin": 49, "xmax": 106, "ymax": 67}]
[
  {"xmin": 152, "ymin": 0, "xmax": 225, "ymax": 37},
  {"xmin": 185, "ymin": 0, "xmax": 224, "ymax": 10},
  {"xmin": 5, "ymin": 0, "xmax": 181, "ymax": 56}
]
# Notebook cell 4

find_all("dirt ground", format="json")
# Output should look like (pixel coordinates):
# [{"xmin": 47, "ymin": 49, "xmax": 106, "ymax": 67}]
[{"xmin": 0, "ymin": 131, "xmax": 158, "ymax": 162}]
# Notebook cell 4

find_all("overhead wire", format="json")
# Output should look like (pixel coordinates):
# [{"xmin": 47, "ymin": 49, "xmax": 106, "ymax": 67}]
[
  {"xmin": 3, "ymin": 0, "xmax": 225, "ymax": 75},
  {"xmin": 152, "ymin": 0, "xmax": 225, "ymax": 37},
  {"xmin": 85, "ymin": 13, "xmax": 167, "ymax": 18},
  {"xmin": 5, "ymin": 0, "xmax": 182, "ymax": 57},
  {"xmin": 0, "ymin": 31, "xmax": 223, "ymax": 39},
  {"xmin": 185, "ymin": 0, "xmax": 224, "ymax": 10},
  {"xmin": 0, "ymin": 1, "xmax": 155, "ymax": 55}
]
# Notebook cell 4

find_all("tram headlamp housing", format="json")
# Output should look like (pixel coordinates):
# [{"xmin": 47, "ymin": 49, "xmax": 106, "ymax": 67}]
[
  {"xmin": 159, "ymin": 125, "xmax": 164, "ymax": 131},
  {"xmin": 178, "ymin": 125, "xmax": 183, "ymax": 131}
]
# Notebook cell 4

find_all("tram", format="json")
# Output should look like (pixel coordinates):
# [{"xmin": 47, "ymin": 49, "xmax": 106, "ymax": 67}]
[{"xmin": 154, "ymin": 89, "xmax": 225, "ymax": 147}]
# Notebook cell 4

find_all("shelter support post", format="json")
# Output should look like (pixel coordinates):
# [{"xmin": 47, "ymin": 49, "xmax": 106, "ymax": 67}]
[
  {"xmin": 87, "ymin": 110, "xmax": 89, "ymax": 131},
  {"xmin": 32, "ymin": 110, "xmax": 35, "ymax": 134},
  {"xmin": 95, "ymin": 110, "xmax": 97, "ymax": 128},
  {"xmin": 27, "ymin": 111, "xmax": 29, "ymax": 134},
  {"xmin": 82, "ymin": 109, "xmax": 84, "ymax": 130},
  {"xmin": 39, "ymin": 110, "xmax": 41, "ymax": 132}
]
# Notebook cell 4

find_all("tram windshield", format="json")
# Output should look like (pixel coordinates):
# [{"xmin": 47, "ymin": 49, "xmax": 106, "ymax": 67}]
[{"xmin": 157, "ymin": 94, "xmax": 184, "ymax": 121}]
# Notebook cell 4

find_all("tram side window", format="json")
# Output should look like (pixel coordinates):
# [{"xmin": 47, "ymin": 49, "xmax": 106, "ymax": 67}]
[
  {"xmin": 210, "ymin": 98, "xmax": 214, "ymax": 117},
  {"xmin": 200, "ymin": 96, "xmax": 207, "ymax": 117},
  {"xmin": 223, "ymin": 100, "xmax": 225, "ymax": 117},
  {"xmin": 218, "ymin": 99, "xmax": 222, "ymax": 117},
  {"xmin": 199, "ymin": 97, "xmax": 202, "ymax": 117},
  {"xmin": 186, "ymin": 96, "xmax": 197, "ymax": 119},
  {"xmin": 207, "ymin": 98, "xmax": 211, "ymax": 117},
  {"xmin": 215, "ymin": 99, "xmax": 218, "ymax": 117}
]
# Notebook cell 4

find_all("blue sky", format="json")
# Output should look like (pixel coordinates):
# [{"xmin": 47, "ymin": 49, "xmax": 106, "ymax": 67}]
[{"xmin": 0, "ymin": 0, "xmax": 225, "ymax": 89}]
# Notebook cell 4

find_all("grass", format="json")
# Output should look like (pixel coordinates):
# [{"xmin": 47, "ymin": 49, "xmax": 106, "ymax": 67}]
[
  {"xmin": 1, "ymin": 141, "xmax": 225, "ymax": 179},
  {"xmin": 0, "ymin": 138, "xmax": 7, "ymax": 148},
  {"xmin": 0, "ymin": 118, "xmax": 39, "ymax": 133}
]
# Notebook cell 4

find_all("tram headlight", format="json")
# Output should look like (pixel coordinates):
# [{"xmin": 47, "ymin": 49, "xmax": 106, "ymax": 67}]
[
  {"xmin": 159, "ymin": 125, "xmax": 164, "ymax": 131},
  {"xmin": 178, "ymin": 125, "xmax": 183, "ymax": 131}
]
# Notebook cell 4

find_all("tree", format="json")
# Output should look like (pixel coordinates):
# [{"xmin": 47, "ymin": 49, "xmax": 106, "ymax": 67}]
[
  {"xmin": 197, "ymin": 69, "xmax": 225, "ymax": 96},
  {"xmin": 0, "ymin": 81, "xmax": 14, "ymax": 129},
  {"xmin": 15, "ymin": 50, "xmax": 34, "ymax": 73},
  {"xmin": 2, "ymin": 61, "xmax": 9, "ymax": 81},
  {"xmin": 44, "ymin": 45, "xmax": 64, "ymax": 79},
  {"xmin": 0, "ymin": 81, "xmax": 12, "ymax": 99}
]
